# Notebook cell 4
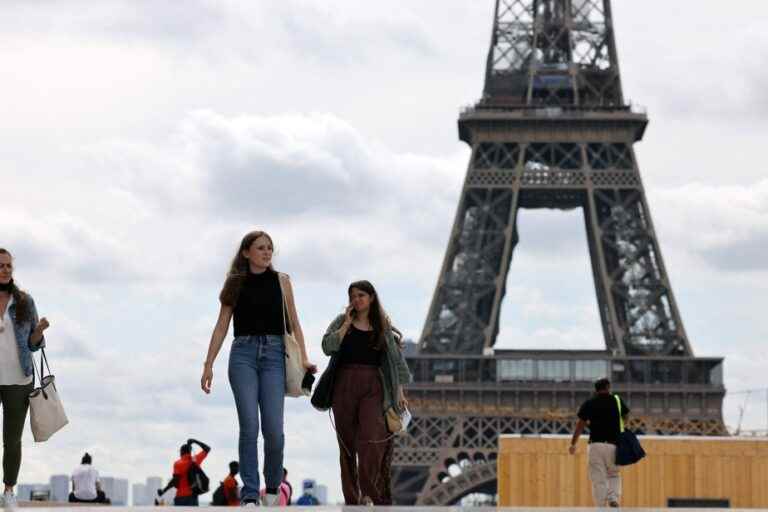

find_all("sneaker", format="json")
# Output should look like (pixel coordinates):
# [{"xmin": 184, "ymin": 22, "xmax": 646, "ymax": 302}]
[
  {"xmin": 360, "ymin": 496, "xmax": 374, "ymax": 506},
  {"xmin": 241, "ymin": 498, "xmax": 259, "ymax": 507},
  {"xmin": 608, "ymin": 501, "xmax": 620, "ymax": 508},
  {"xmin": 2, "ymin": 491, "xmax": 17, "ymax": 509},
  {"xmin": 261, "ymin": 493, "xmax": 279, "ymax": 507}
]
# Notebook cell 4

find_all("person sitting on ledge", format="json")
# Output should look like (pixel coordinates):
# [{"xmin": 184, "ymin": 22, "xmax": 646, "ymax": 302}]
[{"xmin": 69, "ymin": 452, "xmax": 111, "ymax": 504}]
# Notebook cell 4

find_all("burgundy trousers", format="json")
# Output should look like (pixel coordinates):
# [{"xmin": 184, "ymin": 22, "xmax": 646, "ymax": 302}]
[{"xmin": 331, "ymin": 365, "xmax": 392, "ymax": 505}]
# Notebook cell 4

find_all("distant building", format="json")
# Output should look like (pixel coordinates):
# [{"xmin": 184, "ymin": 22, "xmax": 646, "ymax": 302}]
[
  {"xmin": 16, "ymin": 484, "xmax": 50, "ymax": 502},
  {"xmin": 101, "ymin": 477, "xmax": 129, "ymax": 505},
  {"xmin": 49, "ymin": 474, "xmax": 69, "ymax": 502},
  {"xmin": 315, "ymin": 484, "xmax": 328, "ymax": 505},
  {"xmin": 112, "ymin": 478, "xmax": 129, "ymax": 506},
  {"xmin": 100, "ymin": 476, "xmax": 114, "ymax": 502},
  {"xmin": 132, "ymin": 483, "xmax": 148, "ymax": 506},
  {"xmin": 402, "ymin": 339, "xmax": 419, "ymax": 357},
  {"xmin": 144, "ymin": 476, "xmax": 173, "ymax": 504},
  {"xmin": 146, "ymin": 476, "xmax": 163, "ymax": 495}
]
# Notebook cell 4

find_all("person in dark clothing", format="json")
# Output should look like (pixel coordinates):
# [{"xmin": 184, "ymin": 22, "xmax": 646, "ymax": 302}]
[
  {"xmin": 200, "ymin": 231, "xmax": 316, "ymax": 506},
  {"xmin": 321, "ymin": 281, "xmax": 411, "ymax": 505},
  {"xmin": 569, "ymin": 378, "xmax": 630, "ymax": 507},
  {"xmin": 282, "ymin": 468, "xmax": 292, "ymax": 505},
  {"xmin": 159, "ymin": 438, "xmax": 211, "ymax": 506},
  {"xmin": 221, "ymin": 461, "xmax": 240, "ymax": 506}
]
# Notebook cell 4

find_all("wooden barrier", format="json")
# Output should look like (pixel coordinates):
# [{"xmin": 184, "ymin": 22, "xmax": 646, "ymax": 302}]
[{"xmin": 498, "ymin": 434, "xmax": 768, "ymax": 508}]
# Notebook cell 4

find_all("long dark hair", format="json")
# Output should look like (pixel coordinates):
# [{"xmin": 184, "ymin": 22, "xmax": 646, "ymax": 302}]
[
  {"xmin": 0, "ymin": 248, "xmax": 30, "ymax": 323},
  {"xmin": 219, "ymin": 231, "xmax": 275, "ymax": 307},
  {"xmin": 348, "ymin": 280, "xmax": 390, "ymax": 350}
]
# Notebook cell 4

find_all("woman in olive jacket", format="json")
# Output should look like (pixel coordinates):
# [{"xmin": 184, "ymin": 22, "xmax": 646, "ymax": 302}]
[{"xmin": 321, "ymin": 280, "xmax": 411, "ymax": 505}]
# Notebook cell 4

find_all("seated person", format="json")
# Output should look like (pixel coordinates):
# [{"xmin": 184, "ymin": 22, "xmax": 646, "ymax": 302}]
[{"xmin": 69, "ymin": 453, "xmax": 110, "ymax": 504}]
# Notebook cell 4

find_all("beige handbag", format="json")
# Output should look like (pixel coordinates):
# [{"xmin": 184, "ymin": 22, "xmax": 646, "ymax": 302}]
[
  {"xmin": 277, "ymin": 273, "xmax": 306, "ymax": 398},
  {"xmin": 385, "ymin": 405, "xmax": 412, "ymax": 435},
  {"xmin": 29, "ymin": 349, "xmax": 69, "ymax": 442}
]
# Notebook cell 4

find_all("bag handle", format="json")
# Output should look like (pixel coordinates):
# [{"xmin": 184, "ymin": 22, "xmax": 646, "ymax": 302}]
[
  {"xmin": 276, "ymin": 273, "xmax": 292, "ymax": 335},
  {"xmin": 31, "ymin": 348, "xmax": 55, "ymax": 395},
  {"xmin": 614, "ymin": 394, "xmax": 624, "ymax": 433}
]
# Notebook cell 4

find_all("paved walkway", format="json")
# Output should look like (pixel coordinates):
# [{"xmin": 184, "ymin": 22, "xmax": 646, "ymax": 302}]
[{"xmin": 14, "ymin": 506, "xmax": 757, "ymax": 511}]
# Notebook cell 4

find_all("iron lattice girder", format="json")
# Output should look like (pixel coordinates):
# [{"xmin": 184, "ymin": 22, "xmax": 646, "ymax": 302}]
[
  {"xmin": 485, "ymin": 0, "xmax": 622, "ymax": 106},
  {"xmin": 420, "ymin": 119, "xmax": 691, "ymax": 356}
]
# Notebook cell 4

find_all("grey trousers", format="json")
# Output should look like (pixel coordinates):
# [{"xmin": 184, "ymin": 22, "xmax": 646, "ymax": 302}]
[
  {"xmin": 588, "ymin": 442, "xmax": 621, "ymax": 506},
  {"xmin": 0, "ymin": 383, "xmax": 33, "ymax": 487}
]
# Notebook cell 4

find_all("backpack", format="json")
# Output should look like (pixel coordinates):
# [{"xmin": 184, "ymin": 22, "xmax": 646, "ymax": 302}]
[
  {"xmin": 211, "ymin": 483, "xmax": 226, "ymax": 505},
  {"xmin": 188, "ymin": 463, "xmax": 210, "ymax": 495}
]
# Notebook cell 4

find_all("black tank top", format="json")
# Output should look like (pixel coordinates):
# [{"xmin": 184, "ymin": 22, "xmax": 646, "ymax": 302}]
[
  {"xmin": 233, "ymin": 269, "xmax": 285, "ymax": 336},
  {"xmin": 338, "ymin": 326, "xmax": 382, "ymax": 366}
]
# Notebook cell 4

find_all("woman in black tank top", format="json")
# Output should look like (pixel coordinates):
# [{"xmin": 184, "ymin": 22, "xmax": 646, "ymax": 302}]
[{"xmin": 199, "ymin": 231, "xmax": 316, "ymax": 506}]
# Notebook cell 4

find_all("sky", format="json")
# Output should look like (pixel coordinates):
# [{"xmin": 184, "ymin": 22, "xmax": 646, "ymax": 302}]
[{"xmin": 2, "ymin": 0, "xmax": 768, "ymax": 504}]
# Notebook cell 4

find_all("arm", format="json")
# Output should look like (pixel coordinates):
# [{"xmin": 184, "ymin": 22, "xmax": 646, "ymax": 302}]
[
  {"xmin": 391, "ymin": 334, "xmax": 412, "ymax": 407},
  {"xmin": 393, "ymin": 340, "xmax": 412, "ymax": 385},
  {"xmin": 159, "ymin": 476, "xmax": 178, "ymax": 496},
  {"xmin": 188, "ymin": 438, "xmax": 211, "ymax": 453},
  {"xmin": 281, "ymin": 275, "xmax": 315, "ymax": 371},
  {"xmin": 321, "ymin": 314, "xmax": 349, "ymax": 355},
  {"xmin": 201, "ymin": 304, "xmax": 233, "ymax": 393},
  {"xmin": 569, "ymin": 418, "xmax": 587, "ymax": 454},
  {"xmin": 27, "ymin": 297, "xmax": 48, "ymax": 349}
]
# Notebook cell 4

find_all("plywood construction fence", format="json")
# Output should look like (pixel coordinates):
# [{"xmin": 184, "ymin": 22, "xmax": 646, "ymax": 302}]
[{"xmin": 498, "ymin": 434, "xmax": 768, "ymax": 508}]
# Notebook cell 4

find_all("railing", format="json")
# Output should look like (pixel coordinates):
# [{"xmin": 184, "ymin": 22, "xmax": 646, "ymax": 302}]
[
  {"xmin": 405, "ymin": 352, "xmax": 724, "ymax": 388},
  {"xmin": 459, "ymin": 102, "xmax": 646, "ymax": 118}
]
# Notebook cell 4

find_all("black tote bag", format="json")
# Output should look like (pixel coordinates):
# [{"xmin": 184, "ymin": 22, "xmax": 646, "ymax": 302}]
[
  {"xmin": 311, "ymin": 354, "xmax": 339, "ymax": 411},
  {"xmin": 614, "ymin": 394, "xmax": 646, "ymax": 466}
]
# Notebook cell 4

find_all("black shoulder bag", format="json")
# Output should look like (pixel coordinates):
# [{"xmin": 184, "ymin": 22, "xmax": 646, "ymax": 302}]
[
  {"xmin": 311, "ymin": 353, "xmax": 339, "ymax": 411},
  {"xmin": 614, "ymin": 394, "xmax": 646, "ymax": 466},
  {"xmin": 188, "ymin": 462, "xmax": 210, "ymax": 495}
]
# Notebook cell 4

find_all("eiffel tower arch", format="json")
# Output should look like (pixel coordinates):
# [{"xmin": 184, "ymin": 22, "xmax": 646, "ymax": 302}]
[{"xmin": 392, "ymin": 0, "xmax": 727, "ymax": 505}]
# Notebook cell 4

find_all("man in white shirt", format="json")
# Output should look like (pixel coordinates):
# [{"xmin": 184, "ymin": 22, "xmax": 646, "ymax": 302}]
[{"xmin": 69, "ymin": 453, "xmax": 110, "ymax": 504}]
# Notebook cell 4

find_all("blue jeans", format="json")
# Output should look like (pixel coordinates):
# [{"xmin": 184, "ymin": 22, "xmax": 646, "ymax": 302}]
[{"xmin": 229, "ymin": 335, "xmax": 286, "ymax": 501}]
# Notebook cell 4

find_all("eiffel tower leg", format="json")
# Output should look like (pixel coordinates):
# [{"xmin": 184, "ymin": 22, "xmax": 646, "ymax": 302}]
[
  {"xmin": 585, "ymin": 188, "xmax": 626, "ymax": 353},
  {"xmin": 420, "ymin": 143, "xmax": 522, "ymax": 355},
  {"xmin": 589, "ymin": 183, "xmax": 692, "ymax": 356}
]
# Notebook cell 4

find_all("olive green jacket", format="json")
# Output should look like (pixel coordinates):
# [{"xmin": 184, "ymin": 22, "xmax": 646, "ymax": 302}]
[{"xmin": 321, "ymin": 314, "xmax": 412, "ymax": 413}]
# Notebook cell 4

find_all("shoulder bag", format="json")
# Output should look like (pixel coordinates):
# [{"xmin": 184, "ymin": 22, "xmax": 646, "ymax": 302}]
[
  {"xmin": 277, "ymin": 273, "xmax": 306, "ymax": 398},
  {"xmin": 311, "ymin": 353, "xmax": 339, "ymax": 411},
  {"xmin": 614, "ymin": 394, "xmax": 645, "ymax": 466},
  {"xmin": 28, "ymin": 348, "xmax": 69, "ymax": 442}
]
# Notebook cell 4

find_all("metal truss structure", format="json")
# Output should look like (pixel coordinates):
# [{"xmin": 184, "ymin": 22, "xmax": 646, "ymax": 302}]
[{"xmin": 392, "ymin": 0, "xmax": 727, "ymax": 505}]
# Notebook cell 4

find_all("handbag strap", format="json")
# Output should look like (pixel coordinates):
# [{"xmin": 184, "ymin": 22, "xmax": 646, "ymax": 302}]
[
  {"xmin": 31, "ymin": 348, "xmax": 53, "ymax": 389},
  {"xmin": 614, "ymin": 394, "xmax": 624, "ymax": 433},
  {"xmin": 277, "ymin": 273, "xmax": 291, "ymax": 335}
]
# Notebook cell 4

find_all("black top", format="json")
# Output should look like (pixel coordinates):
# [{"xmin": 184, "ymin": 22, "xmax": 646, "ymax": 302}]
[
  {"xmin": 338, "ymin": 326, "xmax": 382, "ymax": 367},
  {"xmin": 577, "ymin": 393, "xmax": 630, "ymax": 444},
  {"xmin": 233, "ymin": 269, "xmax": 285, "ymax": 337}
]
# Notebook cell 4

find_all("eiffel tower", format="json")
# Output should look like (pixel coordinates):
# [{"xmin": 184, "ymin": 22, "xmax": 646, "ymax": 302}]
[{"xmin": 391, "ymin": 0, "xmax": 726, "ymax": 505}]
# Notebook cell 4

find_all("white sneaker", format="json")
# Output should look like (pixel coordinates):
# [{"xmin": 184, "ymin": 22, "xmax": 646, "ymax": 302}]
[
  {"xmin": 241, "ymin": 501, "xmax": 259, "ymax": 507},
  {"xmin": 2, "ymin": 491, "xmax": 17, "ymax": 509},
  {"xmin": 261, "ymin": 493, "xmax": 279, "ymax": 507}
]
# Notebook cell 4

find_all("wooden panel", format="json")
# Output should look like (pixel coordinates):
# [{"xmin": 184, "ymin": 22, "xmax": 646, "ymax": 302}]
[{"xmin": 498, "ymin": 436, "xmax": 768, "ymax": 508}]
